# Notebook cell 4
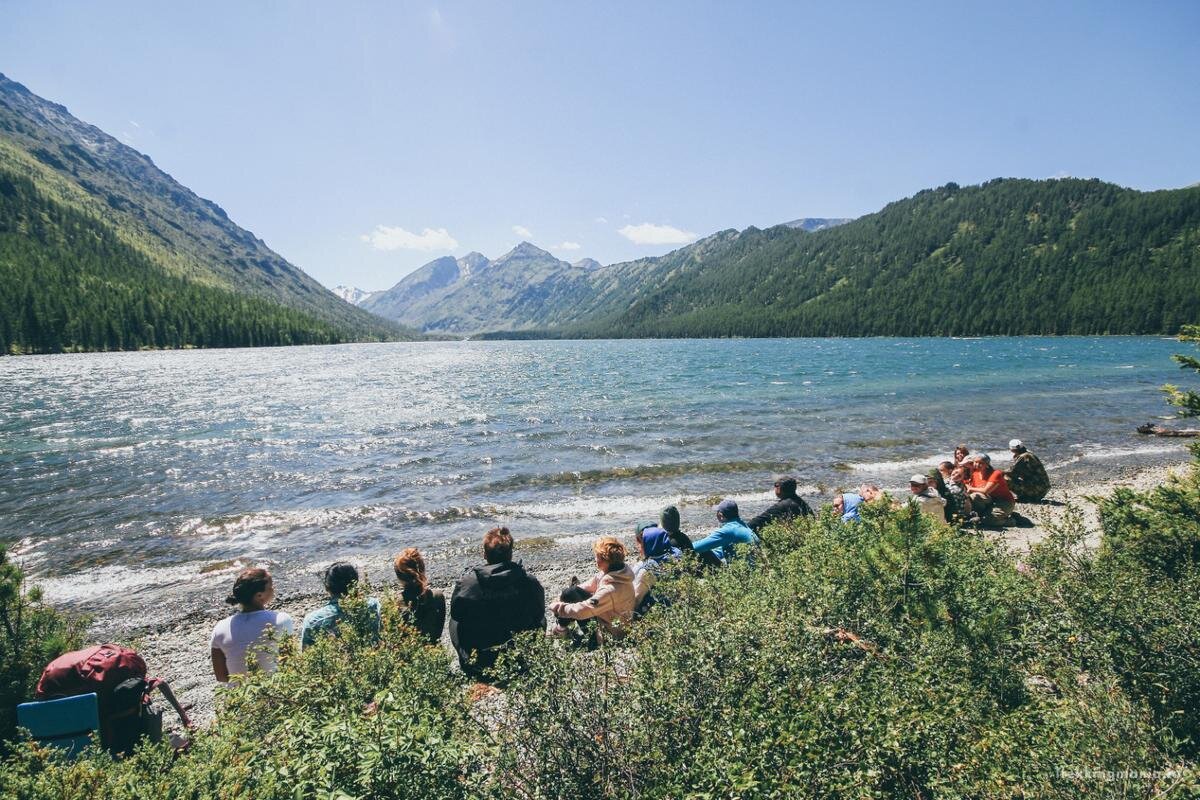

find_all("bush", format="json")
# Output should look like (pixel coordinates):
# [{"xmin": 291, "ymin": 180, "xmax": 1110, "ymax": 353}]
[
  {"xmin": 3, "ymin": 473, "xmax": 1199, "ymax": 798},
  {"xmin": 0, "ymin": 544, "xmax": 86, "ymax": 746},
  {"xmin": 483, "ymin": 505, "xmax": 1183, "ymax": 798}
]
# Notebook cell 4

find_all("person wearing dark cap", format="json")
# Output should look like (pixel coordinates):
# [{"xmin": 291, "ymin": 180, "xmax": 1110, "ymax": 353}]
[
  {"xmin": 632, "ymin": 522, "xmax": 682, "ymax": 616},
  {"xmin": 659, "ymin": 505, "xmax": 694, "ymax": 553},
  {"xmin": 299, "ymin": 561, "xmax": 382, "ymax": 650},
  {"xmin": 746, "ymin": 476, "xmax": 814, "ymax": 534},
  {"xmin": 691, "ymin": 499, "xmax": 760, "ymax": 566}
]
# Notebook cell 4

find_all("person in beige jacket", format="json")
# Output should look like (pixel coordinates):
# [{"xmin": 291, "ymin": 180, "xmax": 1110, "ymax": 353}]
[{"xmin": 550, "ymin": 537, "xmax": 636, "ymax": 646}]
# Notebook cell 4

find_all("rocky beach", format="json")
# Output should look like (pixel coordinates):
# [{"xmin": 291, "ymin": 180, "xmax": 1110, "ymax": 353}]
[{"xmin": 107, "ymin": 456, "xmax": 1193, "ymax": 731}]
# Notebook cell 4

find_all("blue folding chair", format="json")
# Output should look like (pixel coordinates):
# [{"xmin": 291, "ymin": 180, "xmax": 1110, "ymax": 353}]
[{"xmin": 16, "ymin": 693, "xmax": 100, "ymax": 759}]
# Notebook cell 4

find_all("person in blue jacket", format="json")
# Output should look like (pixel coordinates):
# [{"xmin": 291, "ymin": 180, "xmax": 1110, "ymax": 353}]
[
  {"xmin": 832, "ymin": 492, "xmax": 864, "ymax": 523},
  {"xmin": 691, "ymin": 499, "xmax": 761, "ymax": 565}
]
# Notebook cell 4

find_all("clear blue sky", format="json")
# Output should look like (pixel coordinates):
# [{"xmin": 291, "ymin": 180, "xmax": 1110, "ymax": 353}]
[{"xmin": 3, "ymin": 1, "xmax": 1198, "ymax": 290}]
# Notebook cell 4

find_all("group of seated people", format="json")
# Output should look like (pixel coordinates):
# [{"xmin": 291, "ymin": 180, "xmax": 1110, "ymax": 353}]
[
  {"xmin": 833, "ymin": 439, "xmax": 1050, "ymax": 526},
  {"xmin": 208, "ymin": 447, "xmax": 1048, "ymax": 685},
  {"xmin": 209, "ymin": 476, "xmax": 817, "ymax": 685}
]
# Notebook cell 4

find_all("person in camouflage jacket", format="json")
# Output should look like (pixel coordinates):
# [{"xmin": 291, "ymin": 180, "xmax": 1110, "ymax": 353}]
[{"xmin": 1005, "ymin": 439, "xmax": 1050, "ymax": 502}]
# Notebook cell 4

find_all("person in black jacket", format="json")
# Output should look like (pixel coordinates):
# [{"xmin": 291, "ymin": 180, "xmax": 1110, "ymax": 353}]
[
  {"xmin": 747, "ymin": 476, "xmax": 814, "ymax": 534},
  {"xmin": 449, "ymin": 526, "xmax": 546, "ymax": 682}
]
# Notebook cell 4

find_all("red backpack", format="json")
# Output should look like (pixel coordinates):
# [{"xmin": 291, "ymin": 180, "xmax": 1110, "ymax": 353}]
[
  {"xmin": 36, "ymin": 644, "xmax": 190, "ymax": 754},
  {"xmin": 36, "ymin": 644, "xmax": 151, "ymax": 703}
]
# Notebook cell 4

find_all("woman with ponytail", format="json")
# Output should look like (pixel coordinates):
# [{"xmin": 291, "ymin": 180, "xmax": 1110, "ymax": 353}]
[
  {"xmin": 393, "ymin": 548, "xmax": 446, "ymax": 645},
  {"xmin": 210, "ymin": 567, "xmax": 294, "ymax": 683}
]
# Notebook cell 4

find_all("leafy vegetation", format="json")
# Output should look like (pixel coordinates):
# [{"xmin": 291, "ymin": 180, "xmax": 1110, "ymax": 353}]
[
  {"xmin": 0, "ymin": 170, "xmax": 392, "ymax": 353},
  {"xmin": 1165, "ymin": 324, "xmax": 1200, "ymax": 418},
  {"xmin": 4, "ymin": 448, "xmax": 1200, "ymax": 797},
  {"xmin": 0, "ymin": 545, "xmax": 86, "ymax": 744}
]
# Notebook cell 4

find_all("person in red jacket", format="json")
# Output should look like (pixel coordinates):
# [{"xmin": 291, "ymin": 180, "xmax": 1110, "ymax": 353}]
[{"xmin": 966, "ymin": 453, "xmax": 1016, "ymax": 523}]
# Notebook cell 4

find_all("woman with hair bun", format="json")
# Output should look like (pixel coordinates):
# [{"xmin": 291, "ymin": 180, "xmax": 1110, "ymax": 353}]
[
  {"xmin": 393, "ymin": 547, "xmax": 446, "ymax": 645},
  {"xmin": 549, "ymin": 536, "xmax": 636, "ymax": 646},
  {"xmin": 210, "ymin": 567, "xmax": 294, "ymax": 683}
]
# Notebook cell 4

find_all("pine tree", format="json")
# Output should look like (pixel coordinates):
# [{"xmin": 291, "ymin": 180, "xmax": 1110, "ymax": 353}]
[{"xmin": 1164, "ymin": 324, "xmax": 1200, "ymax": 418}]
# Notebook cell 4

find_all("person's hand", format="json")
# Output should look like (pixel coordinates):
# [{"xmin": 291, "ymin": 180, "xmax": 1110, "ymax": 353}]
[{"xmin": 549, "ymin": 601, "xmax": 565, "ymax": 615}]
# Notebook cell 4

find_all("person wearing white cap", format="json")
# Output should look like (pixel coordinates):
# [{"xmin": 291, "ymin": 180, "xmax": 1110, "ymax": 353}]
[
  {"xmin": 1004, "ymin": 439, "xmax": 1050, "ymax": 502},
  {"xmin": 907, "ymin": 474, "xmax": 947, "ymax": 522}
]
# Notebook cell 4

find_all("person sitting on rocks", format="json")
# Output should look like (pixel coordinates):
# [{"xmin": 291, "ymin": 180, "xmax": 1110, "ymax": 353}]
[
  {"xmin": 692, "ymin": 499, "xmax": 761, "ymax": 566},
  {"xmin": 953, "ymin": 444, "xmax": 971, "ymax": 466},
  {"xmin": 299, "ymin": 562, "xmax": 382, "ymax": 650},
  {"xmin": 632, "ymin": 523, "xmax": 681, "ymax": 617},
  {"xmin": 550, "ymin": 537, "xmax": 637, "ymax": 646},
  {"xmin": 449, "ymin": 527, "xmax": 546, "ymax": 681},
  {"xmin": 930, "ymin": 463, "xmax": 953, "ymax": 500},
  {"xmin": 966, "ymin": 453, "xmax": 1017, "ymax": 523},
  {"xmin": 943, "ymin": 466, "xmax": 974, "ymax": 524},
  {"xmin": 659, "ymin": 505, "xmax": 695, "ymax": 554},
  {"xmin": 833, "ymin": 492, "xmax": 864, "ymax": 523},
  {"xmin": 747, "ymin": 475, "xmax": 814, "ymax": 534},
  {"xmin": 907, "ymin": 474, "xmax": 947, "ymax": 522},
  {"xmin": 1005, "ymin": 439, "xmax": 1050, "ymax": 502},
  {"xmin": 393, "ymin": 547, "xmax": 446, "ymax": 646},
  {"xmin": 211, "ymin": 567, "xmax": 294, "ymax": 684},
  {"xmin": 858, "ymin": 483, "xmax": 883, "ymax": 503}
]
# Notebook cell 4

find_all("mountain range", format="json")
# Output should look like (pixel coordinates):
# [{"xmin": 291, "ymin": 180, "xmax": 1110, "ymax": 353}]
[
  {"xmin": 0, "ymin": 73, "xmax": 407, "ymax": 354},
  {"xmin": 3, "ymin": 71, "xmax": 1198, "ymax": 351},
  {"xmin": 359, "ymin": 180, "xmax": 1200, "ymax": 338}
]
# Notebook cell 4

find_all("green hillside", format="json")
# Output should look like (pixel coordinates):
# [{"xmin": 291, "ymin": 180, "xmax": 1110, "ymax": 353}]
[
  {"xmin": 0, "ymin": 171, "xmax": 366, "ymax": 352},
  {"xmin": 0, "ymin": 73, "xmax": 407, "ymax": 353},
  {"xmin": 566, "ymin": 178, "xmax": 1200, "ymax": 338}
]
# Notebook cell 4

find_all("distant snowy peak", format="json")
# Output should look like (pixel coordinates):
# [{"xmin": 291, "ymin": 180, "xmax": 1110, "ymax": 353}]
[
  {"xmin": 782, "ymin": 217, "xmax": 853, "ymax": 232},
  {"xmin": 332, "ymin": 285, "xmax": 371, "ymax": 306}
]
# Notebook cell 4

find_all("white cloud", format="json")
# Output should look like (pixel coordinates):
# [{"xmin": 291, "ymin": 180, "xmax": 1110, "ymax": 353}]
[
  {"xmin": 594, "ymin": 216, "xmax": 608, "ymax": 224},
  {"xmin": 552, "ymin": 241, "xmax": 582, "ymax": 251},
  {"xmin": 617, "ymin": 222, "xmax": 698, "ymax": 246},
  {"xmin": 129, "ymin": 120, "xmax": 141, "ymax": 128},
  {"xmin": 512, "ymin": 225, "xmax": 533, "ymax": 238},
  {"xmin": 1049, "ymin": 170, "xmax": 1072, "ymax": 179},
  {"xmin": 360, "ymin": 225, "xmax": 458, "ymax": 252}
]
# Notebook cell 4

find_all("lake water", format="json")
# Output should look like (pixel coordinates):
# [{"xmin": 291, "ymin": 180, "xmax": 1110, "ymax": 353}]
[{"xmin": 0, "ymin": 337, "xmax": 1192, "ymax": 627}]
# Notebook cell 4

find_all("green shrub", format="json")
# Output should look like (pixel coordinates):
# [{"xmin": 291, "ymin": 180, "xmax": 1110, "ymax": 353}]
[
  {"xmin": 0, "ymin": 544, "xmax": 86, "ymax": 746},
  {"xmin": 4, "ymin": 475, "xmax": 1200, "ymax": 798},
  {"xmin": 1031, "ymin": 455, "xmax": 1200, "ymax": 759}
]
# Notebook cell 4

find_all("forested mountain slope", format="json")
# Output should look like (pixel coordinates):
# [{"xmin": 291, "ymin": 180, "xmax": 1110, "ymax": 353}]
[
  {"xmin": 560, "ymin": 178, "xmax": 1200, "ymax": 338},
  {"xmin": 0, "ymin": 172, "xmax": 363, "ymax": 352},
  {"xmin": 0, "ymin": 73, "xmax": 405, "ymax": 352}
]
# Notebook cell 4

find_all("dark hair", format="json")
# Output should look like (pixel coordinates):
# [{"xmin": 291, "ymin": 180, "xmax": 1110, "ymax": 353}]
[
  {"xmin": 483, "ymin": 527, "xmax": 513, "ymax": 564},
  {"xmin": 938, "ymin": 461, "xmax": 954, "ymax": 471},
  {"xmin": 323, "ymin": 561, "xmax": 360, "ymax": 598},
  {"xmin": 774, "ymin": 476, "xmax": 798, "ymax": 496},
  {"xmin": 226, "ymin": 567, "xmax": 270, "ymax": 606},
  {"xmin": 660, "ymin": 505, "xmax": 681, "ymax": 533}
]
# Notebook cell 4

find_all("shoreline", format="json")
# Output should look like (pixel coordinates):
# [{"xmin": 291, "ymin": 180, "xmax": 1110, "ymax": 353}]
[{"xmin": 109, "ymin": 457, "xmax": 1192, "ymax": 730}]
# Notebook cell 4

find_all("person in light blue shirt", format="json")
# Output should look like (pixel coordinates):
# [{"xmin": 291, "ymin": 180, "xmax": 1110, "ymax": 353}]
[
  {"xmin": 691, "ymin": 499, "xmax": 761, "ymax": 566},
  {"xmin": 300, "ymin": 561, "xmax": 382, "ymax": 650},
  {"xmin": 833, "ymin": 492, "xmax": 864, "ymax": 523}
]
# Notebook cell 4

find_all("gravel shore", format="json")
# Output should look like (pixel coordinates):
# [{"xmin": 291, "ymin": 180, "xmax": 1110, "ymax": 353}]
[{"xmin": 105, "ymin": 458, "xmax": 1193, "ymax": 730}]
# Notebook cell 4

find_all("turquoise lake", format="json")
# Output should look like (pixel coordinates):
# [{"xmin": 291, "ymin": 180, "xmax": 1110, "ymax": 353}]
[{"xmin": 0, "ymin": 337, "xmax": 1192, "ymax": 623}]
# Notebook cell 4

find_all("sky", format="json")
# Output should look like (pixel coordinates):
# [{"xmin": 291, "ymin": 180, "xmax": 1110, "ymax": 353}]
[{"xmin": 2, "ymin": 1, "xmax": 1198, "ymax": 291}]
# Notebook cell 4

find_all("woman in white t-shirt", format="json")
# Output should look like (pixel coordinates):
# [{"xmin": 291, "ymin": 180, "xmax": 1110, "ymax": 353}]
[{"xmin": 210, "ymin": 567, "xmax": 294, "ymax": 683}]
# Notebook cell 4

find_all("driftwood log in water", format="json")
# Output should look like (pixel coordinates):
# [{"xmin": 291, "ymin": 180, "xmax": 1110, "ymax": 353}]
[{"xmin": 1137, "ymin": 423, "xmax": 1200, "ymax": 437}]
